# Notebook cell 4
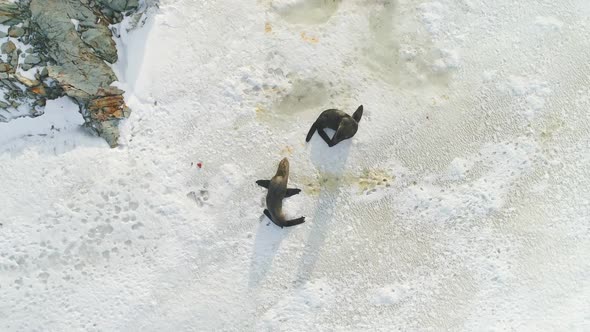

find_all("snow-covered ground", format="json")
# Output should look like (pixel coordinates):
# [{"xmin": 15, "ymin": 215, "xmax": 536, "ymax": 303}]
[{"xmin": 2, "ymin": 0, "xmax": 590, "ymax": 330}]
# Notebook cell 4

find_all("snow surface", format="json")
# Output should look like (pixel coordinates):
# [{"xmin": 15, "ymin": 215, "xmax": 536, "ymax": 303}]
[{"xmin": 2, "ymin": 0, "xmax": 590, "ymax": 331}]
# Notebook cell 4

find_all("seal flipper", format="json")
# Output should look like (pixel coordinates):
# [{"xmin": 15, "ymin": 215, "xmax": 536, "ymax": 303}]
[
  {"xmin": 306, "ymin": 121, "xmax": 318, "ymax": 142},
  {"xmin": 281, "ymin": 217, "xmax": 306, "ymax": 227},
  {"xmin": 285, "ymin": 188, "xmax": 301, "ymax": 197},
  {"xmin": 263, "ymin": 209, "xmax": 305, "ymax": 228},
  {"xmin": 353, "ymin": 105, "xmax": 363, "ymax": 122},
  {"xmin": 317, "ymin": 128, "xmax": 335, "ymax": 147},
  {"xmin": 256, "ymin": 180, "xmax": 271, "ymax": 188}
]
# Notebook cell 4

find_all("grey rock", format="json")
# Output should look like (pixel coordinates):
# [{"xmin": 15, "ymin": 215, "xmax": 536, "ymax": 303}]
[
  {"xmin": 101, "ymin": 7, "xmax": 114, "ymax": 17},
  {"xmin": 8, "ymin": 52, "xmax": 18, "ymax": 68},
  {"xmin": 0, "ymin": 101, "xmax": 9, "ymax": 108},
  {"xmin": 27, "ymin": 0, "xmax": 133, "ymax": 146},
  {"xmin": 0, "ymin": 0, "xmax": 152, "ymax": 146},
  {"xmin": 97, "ymin": 0, "xmax": 139, "ymax": 12},
  {"xmin": 0, "ymin": 3, "xmax": 22, "ymax": 26},
  {"xmin": 80, "ymin": 29, "xmax": 118, "ymax": 63},
  {"xmin": 24, "ymin": 54, "xmax": 41, "ymax": 65},
  {"xmin": 8, "ymin": 26, "xmax": 25, "ymax": 38},
  {"xmin": 0, "ymin": 31, "xmax": 6, "ymax": 38},
  {"xmin": 30, "ymin": 0, "xmax": 119, "ymax": 98}
]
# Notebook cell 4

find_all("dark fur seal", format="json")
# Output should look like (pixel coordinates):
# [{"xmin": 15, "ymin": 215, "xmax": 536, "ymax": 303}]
[
  {"xmin": 305, "ymin": 105, "xmax": 363, "ymax": 147},
  {"xmin": 256, "ymin": 157, "xmax": 306, "ymax": 228}
]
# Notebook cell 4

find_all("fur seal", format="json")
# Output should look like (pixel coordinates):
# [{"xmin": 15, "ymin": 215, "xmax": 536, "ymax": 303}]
[
  {"xmin": 305, "ymin": 105, "xmax": 363, "ymax": 147},
  {"xmin": 256, "ymin": 157, "xmax": 306, "ymax": 228}
]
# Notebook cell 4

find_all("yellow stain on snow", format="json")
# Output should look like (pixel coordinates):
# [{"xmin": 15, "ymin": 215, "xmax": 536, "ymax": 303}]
[
  {"xmin": 301, "ymin": 169, "xmax": 395, "ymax": 196},
  {"xmin": 265, "ymin": 22, "xmax": 272, "ymax": 33},
  {"xmin": 255, "ymin": 106, "xmax": 266, "ymax": 114},
  {"xmin": 281, "ymin": 145, "xmax": 294, "ymax": 156},
  {"xmin": 301, "ymin": 32, "xmax": 319, "ymax": 43}
]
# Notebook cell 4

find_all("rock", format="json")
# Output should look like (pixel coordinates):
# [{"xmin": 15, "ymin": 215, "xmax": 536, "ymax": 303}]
[
  {"xmin": 100, "ymin": 7, "xmax": 114, "ymax": 18},
  {"xmin": 9, "ymin": 53, "xmax": 19, "ymax": 68},
  {"xmin": 0, "ymin": 31, "xmax": 6, "ymax": 38},
  {"xmin": 0, "ymin": 3, "xmax": 22, "ymax": 26},
  {"xmin": 24, "ymin": 54, "xmax": 41, "ymax": 65},
  {"xmin": 92, "ymin": 119, "xmax": 124, "ymax": 147},
  {"xmin": 87, "ymin": 88, "xmax": 129, "ymax": 118},
  {"xmin": 97, "ymin": 0, "xmax": 139, "ymax": 12},
  {"xmin": 8, "ymin": 26, "xmax": 25, "ymax": 38},
  {"xmin": 80, "ymin": 29, "xmax": 118, "ymax": 63},
  {"xmin": 0, "ymin": 63, "xmax": 12, "ymax": 72},
  {"xmin": 1, "ymin": 41, "xmax": 16, "ymax": 54},
  {"xmin": 14, "ymin": 72, "xmax": 40, "ymax": 88},
  {"xmin": 27, "ymin": 0, "xmax": 134, "ymax": 146},
  {"xmin": 0, "ymin": 101, "xmax": 8, "ymax": 108},
  {"xmin": 0, "ymin": 0, "xmax": 148, "ymax": 146},
  {"xmin": 35, "ymin": 98, "xmax": 46, "ymax": 107},
  {"xmin": 30, "ymin": 84, "xmax": 47, "ymax": 96}
]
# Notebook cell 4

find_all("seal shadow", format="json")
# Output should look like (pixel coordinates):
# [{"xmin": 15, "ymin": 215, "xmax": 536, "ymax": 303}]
[
  {"xmin": 295, "ymin": 131, "xmax": 352, "ymax": 284},
  {"xmin": 248, "ymin": 214, "xmax": 291, "ymax": 288}
]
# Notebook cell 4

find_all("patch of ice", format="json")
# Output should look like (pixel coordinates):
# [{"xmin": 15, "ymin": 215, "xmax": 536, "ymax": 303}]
[
  {"xmin": 257, "ymin": 279, "xmax": 335, "ymax": 330},
  {"xmin": 418, "ymin": 1, "xmax": 448, "ymax": 37},
  {"xmin": 498, "ymin": 75, "xmax": 552, "ymax": 118},
  {"xmin": 370, "ymin": 284, "xmax": 411, "ymax": 306},
  {"xmin": 534, "ymin": 16, "xmax": 564, "ymax": 31},
  {"xmin": 432, "ymin": 48, "xmax": 461, "ymax": 72},
  {"xmin": 443, "ymin": 157, "xmax": 474, "ymax": 181},
  {"xmin": 70, "ymin": 18, "xmax": 80, "ymax": 31}
]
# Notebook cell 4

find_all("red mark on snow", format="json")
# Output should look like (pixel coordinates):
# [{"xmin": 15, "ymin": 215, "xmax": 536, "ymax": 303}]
[{"xmin": 197, "ymin": 162, "xmax": 203, "ymax": 168}]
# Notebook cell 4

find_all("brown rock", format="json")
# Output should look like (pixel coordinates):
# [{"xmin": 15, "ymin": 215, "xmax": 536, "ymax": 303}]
[
  {"xmin": 88, "ymin": 94, "xmax": 124, "ymax": 109},
  {"xmin": 31, "ymin": 84, "xmax": 47, "ymax": 96},
  {"xmin": 0, "ymin": 63, "xmax": 12, "ymax": 72},
  {"xmin": 1, "ymin": 41, "xmax": 16, "ymax": 54},
  {"xmin": 14, "ymin": 72, "xmax": 39, "ymax": 87},
  {"xmin": 88, "ymin": 94, "xmax": 127, "ymax": 121}
]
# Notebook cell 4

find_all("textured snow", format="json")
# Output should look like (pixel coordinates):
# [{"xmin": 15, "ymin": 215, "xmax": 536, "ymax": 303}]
[{"xmin": 2, "ymin": 0, "xmax": 590, "ymax": 331}]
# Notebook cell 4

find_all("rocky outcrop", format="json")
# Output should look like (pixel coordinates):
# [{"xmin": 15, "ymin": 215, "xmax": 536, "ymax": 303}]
[{"xmin": 0, "ymin": 0, "xmax": 147, "ymax": 147}]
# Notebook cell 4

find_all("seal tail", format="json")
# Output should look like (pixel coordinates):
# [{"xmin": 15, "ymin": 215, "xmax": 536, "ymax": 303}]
[{"xmin": 306, "ymin": 122, "xmax": 318, "ymax": 142}]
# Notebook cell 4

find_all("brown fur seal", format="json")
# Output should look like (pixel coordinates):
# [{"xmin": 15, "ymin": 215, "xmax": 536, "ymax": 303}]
[
  {"xmin": 256, "ymin": 157, "xmax": 306, "ymax": 228},
  {"xmin": 306, "ymin": 105, "xmax": 363, "ymax": 147}
]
